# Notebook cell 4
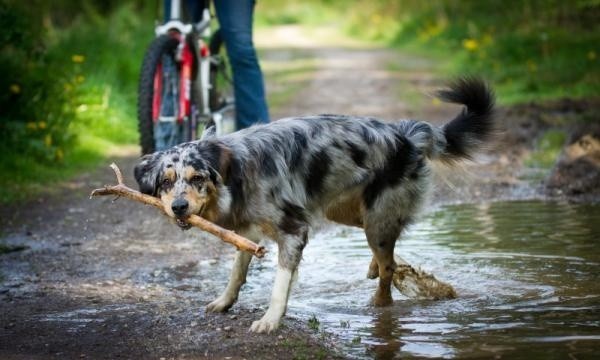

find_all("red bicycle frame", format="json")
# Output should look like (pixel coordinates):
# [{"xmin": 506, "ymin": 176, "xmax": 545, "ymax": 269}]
[{"xmin": 151, "ymin": 32, "xmax": 209, "ymax": 125}]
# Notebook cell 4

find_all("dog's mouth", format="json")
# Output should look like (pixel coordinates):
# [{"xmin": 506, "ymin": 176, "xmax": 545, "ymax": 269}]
[
  {"xmin": 175, "ymin": 217, "xmax": 192, "ymax": 230},
  {"xmin": 174, "ymin": 205, "xmax": 204, "ymax": 230}
]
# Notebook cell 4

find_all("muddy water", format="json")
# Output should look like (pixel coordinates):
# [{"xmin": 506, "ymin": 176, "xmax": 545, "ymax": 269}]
[{"xmin": 220, "ymin": 201, "xmax": 599, "ymax": 359}]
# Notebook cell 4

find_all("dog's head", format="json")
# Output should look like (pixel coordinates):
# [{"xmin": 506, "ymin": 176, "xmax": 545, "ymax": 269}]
[{"xmin": 133, "ymin": 142, "xmax": 229, "ymax": 229}]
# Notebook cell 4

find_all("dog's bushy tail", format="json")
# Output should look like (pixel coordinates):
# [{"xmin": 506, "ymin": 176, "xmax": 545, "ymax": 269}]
[
  {"xmin": 402, "ymin": 77, "xmax": 495, "ymax": 163},
  {"xmin": 435, "ymin": 77, "xmax": 496, "ymax": 163}
]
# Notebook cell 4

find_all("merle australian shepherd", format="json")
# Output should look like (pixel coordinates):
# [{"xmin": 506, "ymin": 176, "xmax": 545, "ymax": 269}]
[{"xmin": 134, "ymin": 77, "xmax": 495, "ymax": 333}]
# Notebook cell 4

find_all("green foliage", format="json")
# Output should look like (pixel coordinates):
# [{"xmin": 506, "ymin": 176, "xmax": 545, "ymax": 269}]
[
  {"xmin": 0, "ymin": 1, "xmax": 77, "ymax": 163},
  {"xmin": 342, "ymin": 0, "xmax": 600, "ymax": 103},
  {"xmin": 526, "ymin": 129, "xmax": 567, "ymax": 169},
  {"xmin": 255, "ymin": 0, "xmax": 338, "ymax": 27},
  {"xmin": 0, "ymin": 1, "xmax": 155, "ymax": 203},
  {"xmin": 307, "ymin": 314, "xmax": 320, "ymax": 331},
  {"xmin": 255, "ymin": 0, "xmax": 599, "ymax": 104}
]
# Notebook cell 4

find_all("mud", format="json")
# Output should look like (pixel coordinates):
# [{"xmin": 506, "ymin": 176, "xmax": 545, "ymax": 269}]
[{"xmin": 1, "ymin": 26, "xmax": 599, "ymax": 359}]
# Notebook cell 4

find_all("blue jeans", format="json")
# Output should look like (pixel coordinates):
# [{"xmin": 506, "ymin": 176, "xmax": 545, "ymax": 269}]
[
  {"xmin": 214, "ymin": 0, "xmax": 270, "ymax": 129},
  {"xmin": 164, "ymin": 0, "xmax": 270, "ymax": 130}
]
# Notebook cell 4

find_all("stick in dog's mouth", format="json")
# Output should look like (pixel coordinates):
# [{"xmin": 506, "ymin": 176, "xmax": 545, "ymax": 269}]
[
  {"xmin": 175, "ymin": 217, "xmax": 192, "ymax": 230},
  {"xmin": 174, "ymin": 205, "xmax": 205, "ymax": 230}
]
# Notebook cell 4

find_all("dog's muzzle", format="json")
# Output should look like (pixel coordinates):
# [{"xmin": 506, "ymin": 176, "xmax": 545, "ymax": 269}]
[{"xmin": 171, "ymin": 198, "xmax": 192, "ymax": 229}]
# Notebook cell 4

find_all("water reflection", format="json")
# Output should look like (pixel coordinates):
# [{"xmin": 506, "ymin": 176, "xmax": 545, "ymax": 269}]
[
  {"xmin": 300, "ymin": 201, "xmax": 600, "ymax": 358},
  {"xmin": 201, "ymin": 201, "xmax": 600, "ymax": 358}
]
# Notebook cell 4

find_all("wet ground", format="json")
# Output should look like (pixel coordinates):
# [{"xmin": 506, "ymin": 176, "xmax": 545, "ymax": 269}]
[
  {"xmin": 2, "ymin": 25, "xmax": 600, "ymax": 359},
  {"xmin": 277, "ymin": 201, "xmax": 600, "ymax": 358}
]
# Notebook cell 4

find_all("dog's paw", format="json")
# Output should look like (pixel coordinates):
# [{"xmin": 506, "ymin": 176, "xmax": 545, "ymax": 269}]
[
  {"xmin": 249, "ymin": 314, "xmax": 281, "ymax": 333},
  {"xmin": 206, "ymin": 296, "xmax": 235, "ymax": 313},
  {"xmin": 367, "ymin": 258, "xmax": 379, "ymax": 279},
  {"xmin": 367, "ymin": 267, "xmax": 379, "ymax": 279}
]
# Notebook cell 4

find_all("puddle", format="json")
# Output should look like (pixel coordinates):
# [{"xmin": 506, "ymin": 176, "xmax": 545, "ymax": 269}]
[
  {"xmin": 231, "ymin": 201, "xmax": 600, "ymax": 358},
  {"xmin": 39, "ymin": 304, "xmax": 136, "ymax": 334}
]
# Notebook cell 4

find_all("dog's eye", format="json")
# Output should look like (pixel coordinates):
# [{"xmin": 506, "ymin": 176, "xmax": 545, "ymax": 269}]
[
  {"xmin": 162, "ymin": 178, "xmax": 172, "ymax": 187},
  {"xmin": 190, "ymin": 174, "xmax": 205, "ymax": 183}
]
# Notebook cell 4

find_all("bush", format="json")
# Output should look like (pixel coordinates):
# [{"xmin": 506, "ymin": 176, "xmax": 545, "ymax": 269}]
[
  {"xmin": 0, "ymin": 1, "xmax": 78, "ymax": 162},
  {"xmin": 351, "ymin": 1, "xmax": 599, "ymax": 102},
  {"xmin": 0, "ymin": 0, "xmax": 155, "ymax": 203}
]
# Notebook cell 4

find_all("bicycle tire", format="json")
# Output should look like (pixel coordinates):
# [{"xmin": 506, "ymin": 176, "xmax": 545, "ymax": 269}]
[
  {"xmin": 208, "ymin": 29, "xmax": 232, "ymax": 111},
  {"xmin": 137, "ymin": 34, "xmax": 179, "ymax": 155}
]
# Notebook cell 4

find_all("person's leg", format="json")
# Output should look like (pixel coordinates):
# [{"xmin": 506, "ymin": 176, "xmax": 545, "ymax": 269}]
[
  {"xmin": 214, "ymin": 0, "xmax": 270, "ymax": 130},
  {"xmin": 164, "ymin": 0, "xmax": 171, "ymax": 22},
  {"xmin": 185, "ymin": 0, "xmax": 204, "ymax": 23}
]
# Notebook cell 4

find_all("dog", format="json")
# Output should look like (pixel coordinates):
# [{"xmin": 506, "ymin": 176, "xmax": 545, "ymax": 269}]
[{"xmin": 134, "ymin": 77, "xmax": 495, "ymax": 333}]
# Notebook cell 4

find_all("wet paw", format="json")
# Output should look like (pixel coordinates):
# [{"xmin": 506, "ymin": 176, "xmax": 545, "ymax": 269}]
[
  {"xmin": 206, "ymin": 296, "xmax": 234, "ymax": 313},
  {"xmin": 249, "ymin": 315, "xmax": 281, "ymax": 333},
  {"xmin": 367, "ymin": 267, "xmax": 379, "ymax": 279},
  {"xmin": 367, "ymin": 258, "xmax": 379, "ymax": 279}
]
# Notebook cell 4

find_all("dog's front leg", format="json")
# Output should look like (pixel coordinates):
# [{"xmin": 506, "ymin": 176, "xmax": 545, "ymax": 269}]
[
  {"xmin": 206, "ymin": 250, "xmax": 253, "ymax": 312},
  {"xmin": 250, "ymin": 230, "xmax": 307, "ymax": 333},
  {"xmin": 249, "ymin": 265, "xmax": 295, "ymax": 333}
]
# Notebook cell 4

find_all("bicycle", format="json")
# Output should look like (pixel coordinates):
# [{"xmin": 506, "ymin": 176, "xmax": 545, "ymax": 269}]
[{"xmin": 137, "ymin": 0, "xmax": 234, "ymax": 155}]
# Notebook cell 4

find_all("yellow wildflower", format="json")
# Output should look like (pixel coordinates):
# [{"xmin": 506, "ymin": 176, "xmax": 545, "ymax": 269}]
[
  {"xmin": 462, "ymin": 38, "xmax": 479, "ymax": 52},
  {"xmin": 10, "ymin": 84, "xmax": 21, "ymax": 94},
  {"xmin": 26, "ymin": 122, "xmax": 37, "ymax": 130},
  {"xmin": 526, "ymin": 59, "xmax": 537, "ymax": 72},
  {"xmin": 44, "ymin": 134, "xmax": 52, "ymax": 147},
  {"xmin": 76, "ymin": 75, "xmax": 85, "ymax": 83},
  {"xmin": 481, "ymin": 33, "xmax": 493, "ymax": 45},
  {"xmin": 72, "ymin": 54, "xmax": 85, "ymax": 63},
  {"xmin": 588, "ymin": 51, "xmax": 597, "ymax": 61},
  {"xmin": 55, "ymin": 148, "xmax": 64, "ymax": 161},
  {"xmin": 38, "ymin": 121, "xmax": 47, "ymax": 129},
  {"xmin": 371, "ymin": 14, "xmax": 382, "ymax": 24}
]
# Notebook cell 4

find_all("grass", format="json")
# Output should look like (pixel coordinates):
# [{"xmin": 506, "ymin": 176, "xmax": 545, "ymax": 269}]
[
  {"xmin": 281, "ymin": 338, "xmax": 328, "ymax": 360},
  {"xmin": 307, "ymin": 314, "xmax": 320, "ymax": 332},
  {"xmin": 255, "ymin": 1, "xmax": 339, "ymax": 28},
  {"xmin": 344, "ymin": 2, "xmax": 599, "ymax": 105},
  {"xmin": 262, "ymin": 57, "xmax": 318, "ymax": 114},
  {"xmin": 525, "ymin": 129, "xmax": 567, "ymax": 169},
  {"xmin": 256, "ymin": 1, "xmax": 599, "ymax": 105},
  {"xmin": 0, "ymin": 3, "xmax": 153, "ymax": 204}
]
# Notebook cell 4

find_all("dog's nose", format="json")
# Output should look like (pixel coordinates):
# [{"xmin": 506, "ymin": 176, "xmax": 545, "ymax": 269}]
[{"xmin": 171, "ymin": 198, "xmax": 189, "ymax": 216}]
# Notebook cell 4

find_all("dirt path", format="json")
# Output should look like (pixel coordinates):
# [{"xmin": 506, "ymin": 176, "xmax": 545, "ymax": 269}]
[{"xmin": 0, "ymin": 26, "xmax": 554, "ymax": 359}]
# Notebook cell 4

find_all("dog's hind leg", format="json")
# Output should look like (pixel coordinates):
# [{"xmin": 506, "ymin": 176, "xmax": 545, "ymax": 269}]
[
  {"xmin": 206, "ymin": 250, "xmax": 253, "ymax": 312},
  {"xmin": 250, "ymin": 228, "xmax": 308, "ymax": 333},
  {"xmin": 365, "ymin": 219, "xmax": 405, "ymax": 307}
]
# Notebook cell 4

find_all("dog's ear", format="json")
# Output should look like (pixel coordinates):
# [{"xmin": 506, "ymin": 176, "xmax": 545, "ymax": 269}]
[
  {"xmin": 207, "ymin": 166, "xmax": 223, "ymax": 185},
  {"xmin": 197, "ymin": 142, "xmax": 232, "ymax": 183},
  {"xmin": 134, "ymin": 153, "xmax": 161, "ymax": 196},
  {"xmin": 200, "ymin": 123, "xmax": 217, "ymax": 140}
]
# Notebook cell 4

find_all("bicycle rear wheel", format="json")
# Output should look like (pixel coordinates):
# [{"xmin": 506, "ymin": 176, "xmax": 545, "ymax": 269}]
[
  {"xmin": 138, "ymin": 34, "xmax": 189, "ymax": 155},
  {"xmin": 208, "ymin": 29, "xmax": 235, "ymax": 134}
]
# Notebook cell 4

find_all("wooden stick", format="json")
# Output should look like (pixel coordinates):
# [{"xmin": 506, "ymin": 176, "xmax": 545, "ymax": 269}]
[{"xmin": 90, "ymin": 163, "xmax": 266, "ymax": 258}]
